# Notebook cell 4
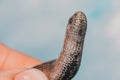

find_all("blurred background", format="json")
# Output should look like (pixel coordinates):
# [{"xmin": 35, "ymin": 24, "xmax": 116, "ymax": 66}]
[{"xmin": 0, "ymin": 0, "xmax": 120, "ymax": 80}]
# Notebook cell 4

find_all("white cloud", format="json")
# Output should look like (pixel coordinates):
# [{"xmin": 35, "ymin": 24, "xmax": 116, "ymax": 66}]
[
  {"xmin": 105, "ymin": 2, "xmax": 120, "ymax": 79},
  {"xmin": 106, "ymin": 8, "xmax": 120, "ymax": 53},
  {"xmin": 111, "ymin": 0, "xmax": 120, "ymax": 11},
  {"xmin": 106, "ymin": 12, "xmax": 120, "ymax": 38}
]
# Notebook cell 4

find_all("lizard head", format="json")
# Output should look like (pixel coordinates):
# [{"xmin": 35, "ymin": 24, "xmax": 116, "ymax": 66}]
[{"xmin": 67, "ymin": 11, "xmax": 87, "ymax": 37}]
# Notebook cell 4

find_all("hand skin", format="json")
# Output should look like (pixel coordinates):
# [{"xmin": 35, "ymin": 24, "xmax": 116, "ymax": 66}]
[{"xmin": 0, "ymin": 43, "xmax": 48, "ymax": 80}]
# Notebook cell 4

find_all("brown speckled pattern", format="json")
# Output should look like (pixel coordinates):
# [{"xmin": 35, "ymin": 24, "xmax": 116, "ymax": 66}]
[{"xmin": 33, "ymin": 11, "xmax": 87, "ymax": 80}]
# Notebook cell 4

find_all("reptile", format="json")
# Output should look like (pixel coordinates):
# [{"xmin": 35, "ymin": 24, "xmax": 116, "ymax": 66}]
[{"xmin": 33, "ymin": 11, "xmax": 87, "ymax": 80}]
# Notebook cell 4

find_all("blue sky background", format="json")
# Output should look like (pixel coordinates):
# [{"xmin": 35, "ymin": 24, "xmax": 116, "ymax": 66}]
[{"xmin": 0, "ymin": 0, "xmax": 120, "ymax": 80}]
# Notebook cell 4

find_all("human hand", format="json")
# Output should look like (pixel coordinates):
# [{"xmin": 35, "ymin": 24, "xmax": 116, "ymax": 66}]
[{"xmin": 0, "ymin": 43, "xmax": 48, "ymax": 80}]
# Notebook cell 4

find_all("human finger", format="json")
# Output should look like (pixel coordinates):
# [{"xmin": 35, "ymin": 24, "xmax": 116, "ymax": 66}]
[
  {"xmin": 0, "ymin": 43, "xmax": 41, "ymax": 71},
  {"xmin": 0, "ymin": 68, "xmax": 48, "ymax": 80}
]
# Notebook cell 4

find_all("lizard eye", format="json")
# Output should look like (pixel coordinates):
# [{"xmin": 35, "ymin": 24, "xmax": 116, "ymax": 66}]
[{"xmin": 79, "ymin": 29, "xmax": 85, "ymax": 36}]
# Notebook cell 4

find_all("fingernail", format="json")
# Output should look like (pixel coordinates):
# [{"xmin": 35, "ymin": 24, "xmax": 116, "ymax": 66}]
[{"xmin": 15, "ymin": 68, "xmax": 48, "ymax": 80}]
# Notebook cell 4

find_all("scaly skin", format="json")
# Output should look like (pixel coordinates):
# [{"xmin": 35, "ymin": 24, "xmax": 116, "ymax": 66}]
[{"xmin": 33, "ymin": 11, "xmax": 87, "ymax": 80}]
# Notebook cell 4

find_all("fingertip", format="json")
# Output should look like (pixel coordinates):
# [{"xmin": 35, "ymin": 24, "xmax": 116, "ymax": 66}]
[{"xmin": 15, "ymin": 68, "xmax": 48, "ymax": 80}]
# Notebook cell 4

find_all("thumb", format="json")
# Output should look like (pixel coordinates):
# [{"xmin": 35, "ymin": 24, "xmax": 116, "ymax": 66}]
[
  {"xmin": 0, "ymin": 69, "xmax": 23, "ymax": 80},
  {"xmin": 0, "ymin": 68, "xmax": 48, "ymax": 80},
  {"xmin": 15, "ymin": 68, "xmax": 48, "ymax": 80}
]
